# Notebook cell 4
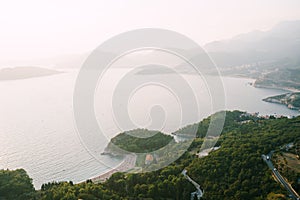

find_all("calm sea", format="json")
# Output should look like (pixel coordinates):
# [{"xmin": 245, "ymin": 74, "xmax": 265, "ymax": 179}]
[{"xmin": 0, "ymin": 69, "xmax": 298, "ymax": 188}]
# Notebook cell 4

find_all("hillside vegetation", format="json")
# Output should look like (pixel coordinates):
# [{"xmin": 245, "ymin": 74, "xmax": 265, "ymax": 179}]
[
  {"xmin": 1, "ymin": 111, "xmax": 300, "ymax": 200},
  {"xmin": 106, "ymin": 129, "xmax": 173, "ymax": 154},
  {"xmin": 263, "ymin": 92, "xmax": 300, "ymax": 111}
]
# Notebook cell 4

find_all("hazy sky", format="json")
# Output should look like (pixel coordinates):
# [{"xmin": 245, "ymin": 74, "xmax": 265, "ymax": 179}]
[{"xmin": 1, "ymin": 0, "xmax": 300, "ymax": 61}]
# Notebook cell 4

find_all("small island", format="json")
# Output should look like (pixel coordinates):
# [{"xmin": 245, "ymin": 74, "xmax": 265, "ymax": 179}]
[
  {"xmin": 103, "ymin": 129, "xmax": 174, "ymax": 155},
  {"xmin": 101, "ymin": 129, "xmax": 188, "ymax": 173},
  {"xmin": 0, "ymin": 66, "xmax": 63, "ymax": 81}
]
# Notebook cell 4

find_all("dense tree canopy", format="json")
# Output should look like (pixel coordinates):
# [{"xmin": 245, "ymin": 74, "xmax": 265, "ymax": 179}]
[
  {"xmin": 1, "ymin": 111, "xmax": 299, "ymax": 200},
  {"xmin": 0, "ymin": 169, "xmax": 35, "ymax": 200},
  {"xmin": 109, "ymin": 129, "xmax": 173, "ymax": 153}
]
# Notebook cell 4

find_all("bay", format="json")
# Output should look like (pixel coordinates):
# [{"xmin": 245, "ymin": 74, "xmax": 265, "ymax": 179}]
[{"xmin": 0, "ymin": 69, "xmax": 298, "ymax": 189}]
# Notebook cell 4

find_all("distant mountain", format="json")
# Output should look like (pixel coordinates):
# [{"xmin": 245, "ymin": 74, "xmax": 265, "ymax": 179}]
[
  {"xmin": 3, "ymin": 21, "xmax": 299, "ymax": 73},
  {"xmin": 135, "ymin": 21, "xmax": 300, "ymax": 76},
  {"xmin": 0, "ymin": 66, "xmax": 63, "ymax": 81},
  {"xmin": 204, "ymin": 20, "xmax": 300, "ymax": 68}
]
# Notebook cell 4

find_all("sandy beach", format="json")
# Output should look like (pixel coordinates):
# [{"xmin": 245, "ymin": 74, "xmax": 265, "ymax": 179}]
[{"xmin": 91, "ymin": 154, "xmax": 137, "ymax": 183}]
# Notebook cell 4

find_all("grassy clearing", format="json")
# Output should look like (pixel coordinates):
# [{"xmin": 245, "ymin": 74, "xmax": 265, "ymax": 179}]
[{"xmin": 281, "ymin": 153, "xmax": 300, "ymax": 173}]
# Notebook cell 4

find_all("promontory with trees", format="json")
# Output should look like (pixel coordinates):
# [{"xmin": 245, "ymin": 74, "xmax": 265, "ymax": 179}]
[{"xmin": 1, "ymin": 110, "xmax": 300, "ymax": 200}]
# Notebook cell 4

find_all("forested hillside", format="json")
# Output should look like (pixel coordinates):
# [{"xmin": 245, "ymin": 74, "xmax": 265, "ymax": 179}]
[{"xmin": 1, "ymin": 111, "xmax": 299, "ymax": 200}]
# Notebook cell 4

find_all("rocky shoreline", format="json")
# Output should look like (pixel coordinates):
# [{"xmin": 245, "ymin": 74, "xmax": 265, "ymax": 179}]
[{"xmin": 263, "ymin": 92, "xmax": 300, "ymax": 112}]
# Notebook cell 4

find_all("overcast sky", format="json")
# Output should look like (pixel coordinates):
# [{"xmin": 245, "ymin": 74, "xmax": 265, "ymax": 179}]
[{"xmin": 1, "ymin": 0, "xmax": 300, "ymax": 61}]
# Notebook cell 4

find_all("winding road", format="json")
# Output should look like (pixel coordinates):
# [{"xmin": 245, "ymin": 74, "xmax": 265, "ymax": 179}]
[{"xmin": 262, "ymin": 153, "xmax": 300, "ymax": 200}]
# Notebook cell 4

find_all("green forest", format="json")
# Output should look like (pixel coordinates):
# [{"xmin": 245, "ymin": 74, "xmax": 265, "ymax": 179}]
[
  {"xmin": 1, "ymin": 111, "xmax": 300, "ymax": 200},
  {"xmin": 108, "ymin": 129, "xmax": 173, "ymax": 154},
  {"xmin": 264, "ymin": 92, "xmax": 300, "ymax": 110}
]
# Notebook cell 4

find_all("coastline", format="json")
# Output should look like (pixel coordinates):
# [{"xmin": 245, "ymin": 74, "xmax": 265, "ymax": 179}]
[
  {"xmin": 90, "ymin": 154, "xmax": 137, "ymax": 183},
  {"xmin": 0, "ymin": 66, "xmax": 64, "ymax": 81},
  {"xmin": 263, "ymin": 94, "xmax": 300, "ymax": 112},
  {"xmin": 226, "ymin": 74, "xmax": 300, "ymax": 112},
  {"xmin": 254, "ymin": 84, "xmax": 300, "ymax": 93},
  {"xmin": 221, "ymin": 74, "xmax": 300, "ymax": 93}
]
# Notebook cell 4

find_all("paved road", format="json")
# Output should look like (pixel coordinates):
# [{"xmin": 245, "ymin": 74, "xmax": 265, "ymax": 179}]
[{"xmin": 262, "ymin": 154, "xmax": 300, "ymax": 200}]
